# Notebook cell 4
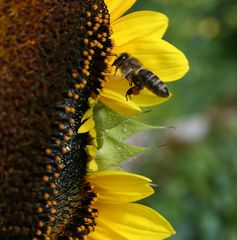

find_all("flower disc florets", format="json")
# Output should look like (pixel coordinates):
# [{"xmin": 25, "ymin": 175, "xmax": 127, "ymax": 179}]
[{"xmin": 0, "ymin": 0, "xmax": 112, "ymax": 239}]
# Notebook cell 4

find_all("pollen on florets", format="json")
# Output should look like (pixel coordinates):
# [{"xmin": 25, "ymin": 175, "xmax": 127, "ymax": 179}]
[
  {"xmin": 0, "ymin": 0, "xmax": 112, "ymax": 239},
  {"xmin": 34, "ymin": 1, "xmax": 112, "ymax": 239},
  {"xmin": 59, "ymin": 181, "xmax": 99, "ymax": 239}
]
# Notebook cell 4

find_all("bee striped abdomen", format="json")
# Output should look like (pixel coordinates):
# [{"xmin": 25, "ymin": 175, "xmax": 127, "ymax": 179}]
[
  {"xmin": 138, "ymin": 69, "xmax": 169, "ymax": 97},
  {"xmin": 113, "ymin": 53, "xmax": 170, "ymax": 99}
]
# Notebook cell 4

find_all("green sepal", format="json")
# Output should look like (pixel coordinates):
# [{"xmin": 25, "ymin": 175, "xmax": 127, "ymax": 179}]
[
  {"xmin": 108, "ymin": 118, "xmax": 164, "ymax": 142},
  {"xmin": 94, "ymin": 103, "xmax": 126, "ymax": 133},
  {"xmin": 94, "ymin": 103, "xmax": 164, "ymax": 142},
  {"xmin": 94, "ymin": 104, "xmax": 164, "ymax": 170},
  {"xmin": 95, "ymin": 133, "xmax": 147, "ymax": 171}
]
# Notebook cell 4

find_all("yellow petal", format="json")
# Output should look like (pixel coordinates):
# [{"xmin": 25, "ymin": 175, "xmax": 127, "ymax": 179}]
[
  {"xmin": 87, "ymin": 159, "xmax": 98, "ymax": 172},
  {"xmin": 78, "ymin": 117, "xmax": 95, "ymax": 133},
  {"xmin": 89, "ymin": 129, "xmax": 97, "ymax": 138},
  {"xmin": 115, "ymin": 36, "xmax": 189, "ymax": 82},
  {"xmin": 85, "ymin": 145, "xmax": 97, "ymax": 159},
  {"xmin": 112, "ymin": 11, "xmax": 168, "ymax": 46},
  {"xmin": 87, "ymin": 171, "xmax": 154, "ymax": 203},
  {"xmin": 105, "ymin": 0, "xmax": 136, "ymax": 23},
  {"xmin": 88, "ymin": 129, "xmax": 98, "ymax": 147},
  {"xmin": 96, "ymin": 203, "xmax": 176, "ymax": 240},
  {"xmin": 88, "ymin": 220, "xmax": 127, "ymax": 240},
  {"xmin": 81, "ymin": 107, "xmax": 94, "ymax": 122},
  {"xmin": 88, "ymin": 96, "xmax": 98, "ymax": 107},
  {"xmin": 100, "ymin": 88, "xmax": 141, "ymax": 116}
]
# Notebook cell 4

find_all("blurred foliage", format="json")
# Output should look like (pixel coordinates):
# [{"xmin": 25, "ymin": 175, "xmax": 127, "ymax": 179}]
[{"xmin": 127, "ymin": 0, "xmax": 237, "ymax": 239}]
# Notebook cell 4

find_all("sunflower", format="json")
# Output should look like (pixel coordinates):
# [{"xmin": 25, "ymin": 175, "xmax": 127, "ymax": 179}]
[
  {"xmin": 100, "ymin": 0, "xmax": 189, "ymax": 116},
  {"xmin": 0, "ymin": 0, "xmax": 175, "ymax": 239},
  {"xmin": 86, "ymin": 171, "xmax": 175, "ymax": 240}
]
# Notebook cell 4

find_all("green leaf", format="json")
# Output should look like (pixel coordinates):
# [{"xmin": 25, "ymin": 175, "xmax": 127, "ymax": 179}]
[
  {"xmin": 94, "ymin": 104, "xmax": 164, "ymax": 141},
  {"xmin": 94, "ymin": 103, "xmax": 127, "ymax": 132},
  {"xmin": 95, "ymin": 134, "xmax": 147, "ymax": 171},
  {"xmin": 94, "ymin": 104, "xmax": 164, "ymax": 170},
  {"xmin": 108, "ymin": 119, "xmax": 164, "ymax": 142}
]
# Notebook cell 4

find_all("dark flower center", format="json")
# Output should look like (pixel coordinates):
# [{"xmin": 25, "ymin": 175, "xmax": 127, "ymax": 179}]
[{"xmin": 0, "ymin": 0, "xmax": 112, "ymax": 239}]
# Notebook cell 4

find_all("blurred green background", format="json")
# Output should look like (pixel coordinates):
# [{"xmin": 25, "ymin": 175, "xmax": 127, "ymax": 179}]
[{"xmin": 128, "ymin": 0, "xmax": 237, "ymax": 239}]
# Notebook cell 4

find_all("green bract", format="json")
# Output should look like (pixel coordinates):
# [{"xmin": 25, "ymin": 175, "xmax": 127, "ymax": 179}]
[{"xmin": 94, "ymin": 104, "xmax": 164, "ymax": 171}]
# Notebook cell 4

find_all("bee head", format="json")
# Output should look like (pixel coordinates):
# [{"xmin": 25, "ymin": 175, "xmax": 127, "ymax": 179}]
[{"xmin": 112, "ymin": 52, "xmax": 129, "ymax": 67}]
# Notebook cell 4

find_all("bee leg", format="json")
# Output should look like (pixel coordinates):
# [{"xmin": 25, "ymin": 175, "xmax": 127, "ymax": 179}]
[
  {"xmin": 126, "ymin": 88, "xmax": 133, "ymax": 101},
  {"xmin": 113, "ymin": 66, "xmax": 119, "ymax": 76},
  {"xmin": 125, "ymin": 86, "xmax": 141, "ymax": 101},
  {"xmin": 126, "ymin": 77, "xmax": 133, "ymax": 86}
]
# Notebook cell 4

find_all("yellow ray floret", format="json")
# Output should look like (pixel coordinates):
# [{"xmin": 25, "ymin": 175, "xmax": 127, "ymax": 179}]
[
  {"xmin": 105, "ymin": 0, "xmax": 136, "ymax": 23},
  {"xmin": 86, "ymin": 171, "xmax": 175, "ymax": 240},
  {"xmin": 87, "ymin": 171, "xmax": 154, "ymax": 203},
  {"xmin": 112, "ymin": 11, "xmax": 168, "ymax": 46},
  {"xmin": 78, "ymin": 116, "xmax": 95, "ymax": 133}
]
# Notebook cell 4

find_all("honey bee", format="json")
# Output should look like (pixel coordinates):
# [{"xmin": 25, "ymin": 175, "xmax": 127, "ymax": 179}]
[{"xmin": 112, "ymin": 53, "xmax": 169, "ymax": 100}]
